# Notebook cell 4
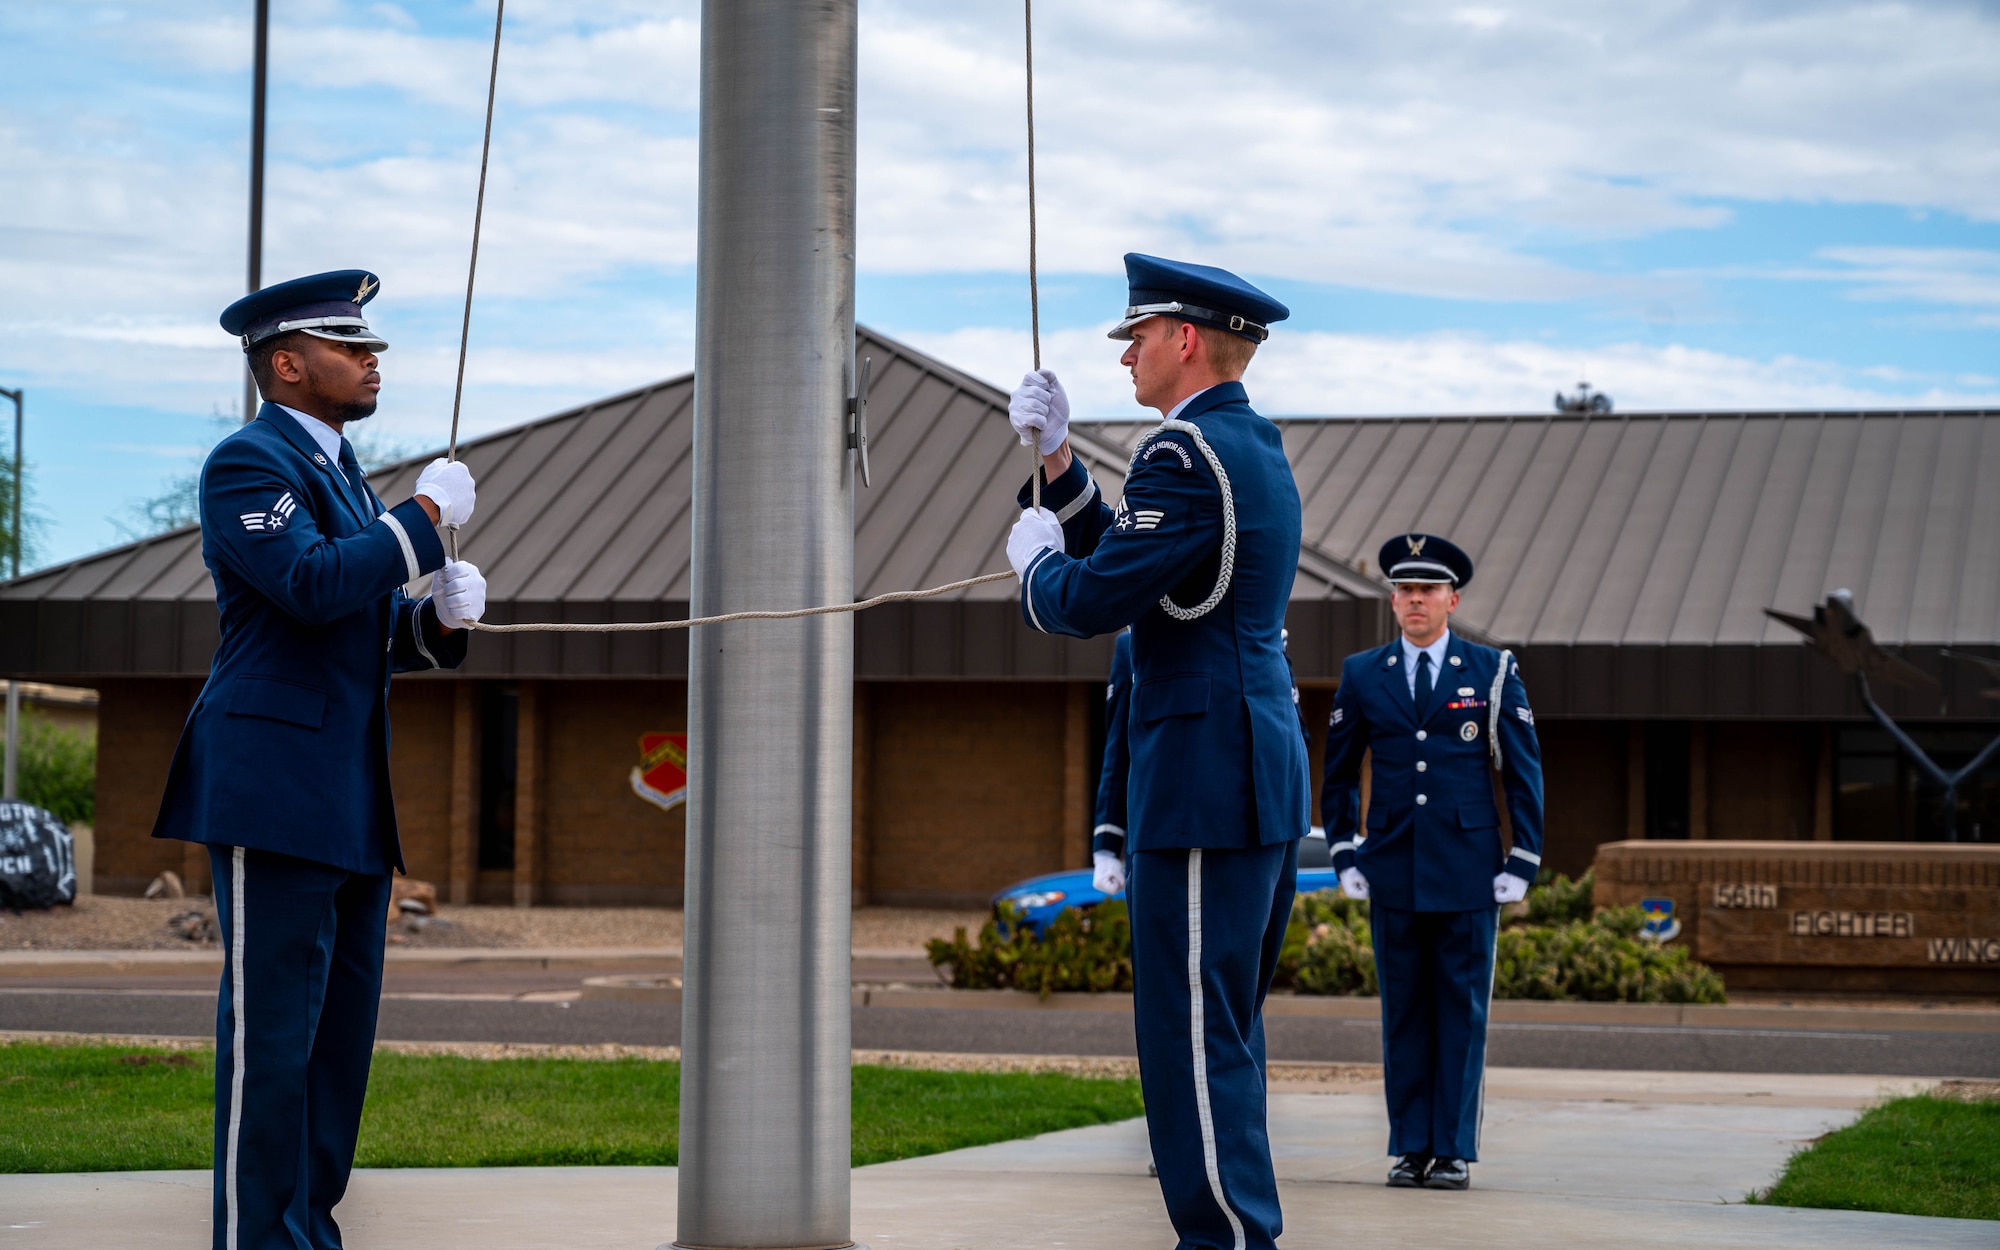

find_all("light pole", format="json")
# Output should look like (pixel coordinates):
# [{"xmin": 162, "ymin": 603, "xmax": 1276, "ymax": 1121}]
[
  {"xmin": 243, "ymin": 0, "xmax": 269, "ymax": 423},
  {"xmin": 2, "ymin": 384, "xmax": 20, "ymax": 800}
]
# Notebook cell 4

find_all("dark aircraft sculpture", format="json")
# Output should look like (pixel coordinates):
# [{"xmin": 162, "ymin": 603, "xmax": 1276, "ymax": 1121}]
[
  {"xmin": 1766, "ymin": 590, "xmax": 2000, "ymax": 842},
  {"xmin": 1940, "ymin": 650, "xmax": 2000, "ymax": 702}
]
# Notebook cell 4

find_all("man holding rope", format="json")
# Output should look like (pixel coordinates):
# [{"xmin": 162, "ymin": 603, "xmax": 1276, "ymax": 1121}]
[
  {"xmin": 154, "ymin": 270, "xmax": 485, "ymax": 1250},
  {"xmin": 1007, "ymin": 254, "xmax": 1308, "ymax": 1250}
]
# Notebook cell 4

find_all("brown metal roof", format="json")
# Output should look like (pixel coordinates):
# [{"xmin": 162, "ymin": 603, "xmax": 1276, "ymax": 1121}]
[
  {"xmin": 1271, "ymin": 410, "xmax": 2000, "ymax": 648},
  {"xmin": 0, "ymin": 328, "xmax": 1380, "ymax": 682},
  {"xmin": 8, "ymin": 339, "xmax": 1995, "ymax": 717}
]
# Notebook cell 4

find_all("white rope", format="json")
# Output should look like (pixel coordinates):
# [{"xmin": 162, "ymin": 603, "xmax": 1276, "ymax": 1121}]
[
  {"xmin": 444, "ymin": 0, "xmax": 504, "ymax": 564},
  {"xmin": 463, "ymin": 570, "xmax": 1016, "ymax": 634},
  {"xmin": 1143, "ymin": 419, "xmax": 1237, "ymax": 621},
  {"xmin": 435, "ymin": 3, "xmax": 1046, "ymax": 636},
  {"xmin": 1022, "ymin": 0, "xmax": 1044, "ymax": 515}
]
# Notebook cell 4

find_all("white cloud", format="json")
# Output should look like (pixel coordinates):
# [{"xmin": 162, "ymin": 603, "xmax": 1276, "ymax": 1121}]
[
  {"xmin": 6, "ymin": 0, "xmax": 2000, "ymax": 565},
  {"xmin": 1811, "ymin": 246, "xmax": 2000, "ymax": 309},
  {"xmin": 856, "ymin": 0, "xmax": 2000, "ymax": 291},
  {"xmin": 895, "ymin": 323, "xmax": 2000, "ymax": 418}
]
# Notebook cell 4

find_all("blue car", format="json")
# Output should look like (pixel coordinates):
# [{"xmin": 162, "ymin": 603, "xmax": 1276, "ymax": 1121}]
[{"xmin": 993, "ymin": 828, "xmax": 1342, "ymax": 934}]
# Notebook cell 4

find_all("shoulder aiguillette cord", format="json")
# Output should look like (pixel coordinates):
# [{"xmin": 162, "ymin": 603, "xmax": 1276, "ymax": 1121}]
[{"xmin": 447, "ymin": 2, "xmax": 1049, "ymax": 634}]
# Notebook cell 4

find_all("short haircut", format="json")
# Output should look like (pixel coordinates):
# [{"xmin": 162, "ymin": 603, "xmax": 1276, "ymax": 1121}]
[
  {"xmin": 1185, "ymin": 321, "xmax": 1259, "ymax": 378},
  {"xmin": 246, "ymin": 330, "xmax": 307, "ymax": 398}
]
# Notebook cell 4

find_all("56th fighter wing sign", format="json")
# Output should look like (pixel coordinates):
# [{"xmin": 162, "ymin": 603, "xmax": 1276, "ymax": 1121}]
[{"xmin": 630, "ymin": 733, "xmax": 689, "ymax": 812}]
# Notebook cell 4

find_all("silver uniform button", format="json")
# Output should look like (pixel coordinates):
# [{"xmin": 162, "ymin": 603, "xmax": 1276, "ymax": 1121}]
[
  {"xmin": 1416, "ymin": 730, "xmax": 1427, "ymax": 741},
  {"xmin": 1417, "ymin": 794, "xmax": 1428, "ymax": 805},
  {"xmin": 1416, "ymin": 761, "xmax": 1428, "ymax": 772}
]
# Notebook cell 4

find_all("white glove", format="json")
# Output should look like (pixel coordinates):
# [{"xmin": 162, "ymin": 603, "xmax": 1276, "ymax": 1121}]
[
  {"xmin": 432, "ymin": 560, "xmax": 486, "ymax": 630},
  {"xmin": 1340, "ymin": 867, "xmax": 1369, "ymax": 900},
  {"xmin": 1092, "ymin": 850, "xmax": 1126, "ymax": 896},
  {"xmin": 1493, "ymin": 872, "xmax": 1530, "ymax": 904},
  {"xmin": 1009, "ymin": 369, "xmax": 1071, "ymax": 456},
  {"xmin": 415, "ymin": 458, "xmax": 477, "ymax": 527},
  {"xmin": 1007, "ymin": 506, "xmax": 1064, "ymax": 580}
]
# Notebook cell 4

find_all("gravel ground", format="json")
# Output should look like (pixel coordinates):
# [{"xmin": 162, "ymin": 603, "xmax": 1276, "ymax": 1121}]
[{"xmin": 0, "ymin": 896, "xmax": 988, "ymax": 953}]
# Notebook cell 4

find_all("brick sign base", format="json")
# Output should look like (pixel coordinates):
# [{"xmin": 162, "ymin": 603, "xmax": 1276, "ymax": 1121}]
[{"xmin": 1591, "ymin": 841, "xmax": 2000, "ymax": 995}]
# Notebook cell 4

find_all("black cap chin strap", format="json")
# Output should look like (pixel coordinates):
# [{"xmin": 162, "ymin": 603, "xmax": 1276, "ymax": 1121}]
[{"xmin": 1119, "ymin": 301, "xmax": 1270, "ymax": 342}]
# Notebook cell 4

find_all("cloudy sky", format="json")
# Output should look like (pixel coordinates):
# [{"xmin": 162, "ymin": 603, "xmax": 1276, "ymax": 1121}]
[{"xmin": 4, "ymin": 0, "xmax": 1998, "ymax": 565}]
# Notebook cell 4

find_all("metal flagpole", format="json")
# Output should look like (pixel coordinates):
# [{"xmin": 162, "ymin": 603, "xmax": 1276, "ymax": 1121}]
[{"xmin": 677, "ymin": 2, "xmax": 859, "ymax": 1247}]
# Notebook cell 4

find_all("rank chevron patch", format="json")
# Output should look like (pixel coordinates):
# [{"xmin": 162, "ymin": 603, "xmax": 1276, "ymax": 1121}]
[{"xmin": 240, "ymin": 491, "xmax": 298, "ymax": 533}]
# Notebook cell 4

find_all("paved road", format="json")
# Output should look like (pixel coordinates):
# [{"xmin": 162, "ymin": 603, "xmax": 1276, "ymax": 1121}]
[{"xmin": 5, "ymin": 987, "xmax": 1996, "ymax": 1076}]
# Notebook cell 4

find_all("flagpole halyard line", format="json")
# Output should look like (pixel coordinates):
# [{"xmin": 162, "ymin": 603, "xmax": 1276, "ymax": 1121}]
[
  {"xmin": 463, "ymin": 569, "xmax": 1017, "ymax": 634},
  {"xmin": 441, "ymin": 5, "xmax": 1052, "ymax": 629},
  {"xmin": 1024, "ymin": 0, "xmax": 1043, "ymax": 516},
  {"xmin": 444, "ymin": 0, "xmax": 505, "ymax": 563}
]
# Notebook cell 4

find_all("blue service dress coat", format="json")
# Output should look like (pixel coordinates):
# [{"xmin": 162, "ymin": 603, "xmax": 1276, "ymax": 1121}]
[
  {"xmin": 1020, "ymin": 381, "xmax": 1310, "ymax": 851},
  {"xmin": 152, "ymin": 404, "xmax": 467, "ymax": 874},
  {"xmin": 1321, "ymin": 635, "xmax": 1544, "ymax": 910},
  {"xmin": 1092, "ymin": 631, "xmax": 1134, "ymax": 857}
]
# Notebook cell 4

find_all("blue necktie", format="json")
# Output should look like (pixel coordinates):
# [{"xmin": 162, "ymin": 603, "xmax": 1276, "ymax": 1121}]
[
  {"xmin": 1415, "ymin": 650, "xmax": 1434, "ymax": 718},
  {"xmin": 338, "ymin": 439, "xmax": 372, "ymax": 517}
]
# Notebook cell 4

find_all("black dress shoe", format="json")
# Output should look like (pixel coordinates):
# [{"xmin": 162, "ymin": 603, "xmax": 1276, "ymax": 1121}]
[
  {"xmin": 1386, "ymin": 1154, "xmax": 1429, "ymax": 1187},
  {"xmin": 1424, "ymin": 1157, "xmax": 1470, "ymax": 1189}
]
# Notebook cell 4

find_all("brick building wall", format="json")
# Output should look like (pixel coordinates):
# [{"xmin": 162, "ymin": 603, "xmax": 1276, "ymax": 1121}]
[
  {"xmin": 91, "ymin": 678, "xmax": 202, "ymax": 895},
  {"xmin": 385, "ymin": 681, "xmax": 455, "ymax": 885},
  {"xmin": 859, "ymin": 681, "xmax": 1082, "ymax": 908},
  {"xmin": 83, "ymin": 674, "xmax": 1842, "ymax": 905},
  {"xmin": 538, "ymin": 680, "xmax": 689, "ymax": 905},
  {"xmin": 1706, "ymin": 722, "xmax": 1819, "ymax": 841}
]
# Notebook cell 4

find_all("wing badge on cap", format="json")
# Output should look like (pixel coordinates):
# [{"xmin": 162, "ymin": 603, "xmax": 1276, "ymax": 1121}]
[
  {"xmin": 1406, "ymin": 534, "xmax": 1426, "ymax": 555},
  {"xmin": 354, "ymin": 275, "xmax": 378, "ymax": 302}
]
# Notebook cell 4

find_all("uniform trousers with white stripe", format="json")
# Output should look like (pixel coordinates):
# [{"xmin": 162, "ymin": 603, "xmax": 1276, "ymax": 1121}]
[
  {"xmin": 1370, "ymin": 904, "xmax": 1498, "ymax": 1163},
  {"xmin": 209, "ymin": 846, "xmax": 391, "ymax": 1250},
  {"xmin": 1130, "ymin": 840, "xmax": 1298, "ymax": 1250}
]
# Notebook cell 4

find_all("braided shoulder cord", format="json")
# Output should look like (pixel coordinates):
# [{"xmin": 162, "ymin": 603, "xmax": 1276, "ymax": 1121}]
[
  {"xmin": 1139, "ymin": 419, "xmax": 1237, "ymax": 621},
  {"xmin": 1487, "ymin": 649, "xmax": 1513, "ymax": 772}
]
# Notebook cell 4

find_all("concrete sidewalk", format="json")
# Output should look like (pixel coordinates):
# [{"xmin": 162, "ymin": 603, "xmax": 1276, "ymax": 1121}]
[{"xmin": 2, "ymin": 1069, "xmax": 1989, "ymax": 1249}]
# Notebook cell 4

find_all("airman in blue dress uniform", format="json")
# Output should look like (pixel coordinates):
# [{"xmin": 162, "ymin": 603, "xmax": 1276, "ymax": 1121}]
[
  {"xmin": 154, "ymin": 270, "xmax": 487, "ymax": 1250},
  {"xmin": 1007, "ymin": 254, "xmax": 1309, "ymax": 1250},
  {"xmin": 1090, "ymin": 631, "xmax": 1134, "ymax": 894},
  {"xmin": 1320, "ymin": 534, "xmax": 1544, "ymax": 1191}
]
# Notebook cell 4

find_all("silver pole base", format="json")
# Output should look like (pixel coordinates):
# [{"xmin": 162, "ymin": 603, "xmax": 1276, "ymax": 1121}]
[{"xmin": 666, "ymin": 1244, "xmax": 869, "ymax": 1250}]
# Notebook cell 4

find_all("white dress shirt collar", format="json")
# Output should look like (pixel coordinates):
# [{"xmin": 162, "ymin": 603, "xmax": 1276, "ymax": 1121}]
[
  {"xmin": 1164, "ymin": 384, "xmax": 1219, "ymax": 423},
  {"xmin": 1399, "ymin": 629, "xmax": 1452, "ymax": 697},
  {"xmin": 276, "ymin": 404, "xmax": 349, "ymax": 482}
]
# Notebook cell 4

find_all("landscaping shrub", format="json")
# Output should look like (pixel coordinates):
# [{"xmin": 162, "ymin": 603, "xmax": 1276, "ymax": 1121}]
[
  {"xmin": 925, "ymin": 872, "xmax": 1725, "ymax": 1005},
  {"xmin": 1280, "ymin": 883, "xmax": 1727, "ymax": 1004},
  {"xmin": 1518, "ymin": 868, "xmax": 1594, "ymax": 927},
  {"xmin": 10, "ymin": 713, "xmax": 95, "ymax": 827},
  {"xmin": 1493, "ymin": 906, "xmax": 1727, "ymax": 1003},
  {"xmin": 1275, "ymin": 889, "xmax": 1376, "ymax": 995},
  {"xmin": 925, "ymin": 900, "xmax": 1133, "ymax": 998}
]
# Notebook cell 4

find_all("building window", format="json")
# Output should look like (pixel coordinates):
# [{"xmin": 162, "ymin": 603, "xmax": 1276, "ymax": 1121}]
[
  {"xmin": 479, "ymin": 684, "xmax": 518, "ymax": 870},
  {"xmin": 1836, "ymin": 725, "xmax": 2000, "ymax": 842},
  {"xmin": 1644, "ymin": 722, "xmax": 1690, "ymax": 840}
]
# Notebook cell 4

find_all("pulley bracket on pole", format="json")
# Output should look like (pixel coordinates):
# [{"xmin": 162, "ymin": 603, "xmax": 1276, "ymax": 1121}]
[{"xmin": 847, "ymin": 355, "xmax": 872, "ymax": 488}]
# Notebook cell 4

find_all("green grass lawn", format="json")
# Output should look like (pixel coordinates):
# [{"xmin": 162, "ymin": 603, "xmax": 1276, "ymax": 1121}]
[
  {"xmin": 1757, "ymin": 1095, "xmax": 2000, "ymax": 1222},
  {"xmin": 0, "ymin": 1043, "xmax": 1142, "ymax": 1173}
]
